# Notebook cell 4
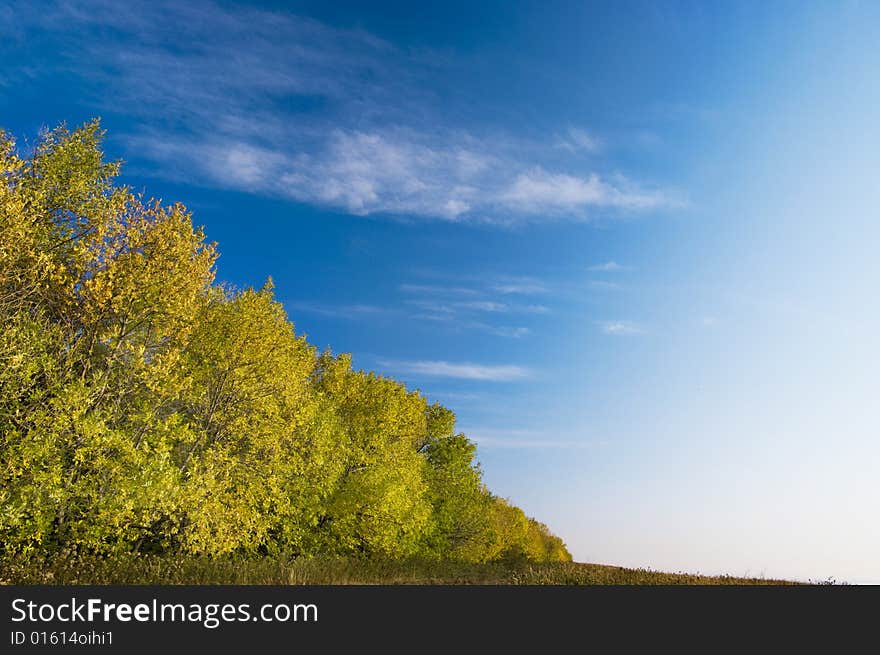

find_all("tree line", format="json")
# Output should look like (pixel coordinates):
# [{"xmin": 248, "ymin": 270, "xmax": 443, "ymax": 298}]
[{"xmin": 0, "ymin": 120, "xmax": 571, "ymax": 563}]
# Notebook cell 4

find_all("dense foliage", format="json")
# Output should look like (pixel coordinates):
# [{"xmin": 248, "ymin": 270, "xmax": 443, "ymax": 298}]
[{"xmin": 0, "ymin": 121, "xmax": 570, "ymax": 564}]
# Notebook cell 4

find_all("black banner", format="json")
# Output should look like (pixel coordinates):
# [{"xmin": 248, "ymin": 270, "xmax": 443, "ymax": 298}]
[{"xmin": 1, "ymin": 585, "xmax": 873, "ymax": 651}]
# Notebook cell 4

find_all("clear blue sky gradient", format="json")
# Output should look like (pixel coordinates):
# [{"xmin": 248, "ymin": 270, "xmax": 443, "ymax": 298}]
[{"xmin": 2, "ymin": 1, "xmax": 877, "ymax": 582}]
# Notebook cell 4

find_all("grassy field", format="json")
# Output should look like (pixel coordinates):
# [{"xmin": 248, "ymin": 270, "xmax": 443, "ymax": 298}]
[{"xmin": 0, "ymin": 554, "xmax": 804, "ymax": 585}]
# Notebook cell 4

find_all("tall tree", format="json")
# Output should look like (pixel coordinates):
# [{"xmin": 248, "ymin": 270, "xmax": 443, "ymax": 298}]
[{"xmin": 0, "ymin": 120, "xmax": 571, "ymax": 563}]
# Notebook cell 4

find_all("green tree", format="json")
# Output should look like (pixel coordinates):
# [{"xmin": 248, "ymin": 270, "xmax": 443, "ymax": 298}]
[
  {"xmin": 0, "ymin": 119, "xmax": 571, "ymax": 564},
  {"xmin": 311, "ymin": 352, "xmax": 432, "ymax": 557},
  {"xmin": 419, "ymin": 404, "xmax": 495, "ymax": 560}
]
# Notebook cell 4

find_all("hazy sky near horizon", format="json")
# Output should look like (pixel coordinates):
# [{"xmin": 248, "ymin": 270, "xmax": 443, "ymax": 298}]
[{"xmin": 2, "ymin": 0, "xmax": 878, "ymax": 582}]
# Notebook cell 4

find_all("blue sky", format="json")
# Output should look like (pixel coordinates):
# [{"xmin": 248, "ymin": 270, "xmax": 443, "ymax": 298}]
[{"xmin": 2, "ymin": 0, "xmax": 878, "ymax": 582}]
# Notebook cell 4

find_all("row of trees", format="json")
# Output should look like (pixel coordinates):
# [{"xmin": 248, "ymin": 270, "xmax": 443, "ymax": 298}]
[{"xmin": 0, "ymin": 121, "xmax": 570, "ymax": 563}]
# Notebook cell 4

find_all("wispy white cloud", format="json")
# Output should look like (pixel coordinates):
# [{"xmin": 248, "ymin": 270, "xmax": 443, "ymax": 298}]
[
  {"xmin": 589, "ymin": 261, "xmax": 629, "ymax": 272},
  {"xmin": 406, "ymin": 306, "xmax": 531, "ymax": 338},
  {"xmin": 499, "ymin": 168, "xmax": 674, "ymax": 216},
  {"xmin": 378, "ymin": 359, "xmax": 532, "ymax": 381},
  {"xmin": 589, "ymin": 280, "xmax": 622, "ymax": 290},
  {"xmin": 491, "ymin": 281, "xmax": 548, "ymax": 295},
  {"xmin": 459, "ymin": 300, "xmax": 549, "ymax": 314},
  {"xmin": 285, "ymin": 295, "xmax": 536, "ymax": 340},
  {"xmin": 485, "ymin": 326, "xmax": 531, "ymax": 338},
  {"xmin": 521, "ymin": 304, "xmax": 551, "ymax": 314},
  {"xmin": 402, "ymin": 277, "xmax": 549, "ymax": 297},
  {"xmin": 598, "ymin": 320, "xmax": 644, "ymax": 336},
  {"xmin": 399, "ymin": 284, "xmax": 480, "ymax": 297},
  {"xmin": 397, "ymin": 274, "xmax": 552, "ymax": 337},
  {"xmin": 287, "ymin": 297, "xmax": 533, "ymax": 339},
  {"xmin": 455, "ymin": 300, "xmax": 509, "ymax": 313},
  {"xmin": 251, "ymin": 282, "xmax": 541, "ymax": 338},
  {"xmin": 460, "ymin": 427, "xmax": 596, "ymax": 449},
  {"xmin": 556, "ymin": 127, "xmax": 602, "ymax": 154},
  {"xmin": 135, "ymin": 130, "xmax": 674, "ymax": 223},
  {"xmin": 288, "ymin": 302, "xmax": 387, "ymax": 319},
  {"xmin": 405, "ymin": 300, "xmax": 458, "ymax": 316},
  {"xmin": 12, "ymin": 0, "xmax": 681, "ymax": 225},
  {"xmin": 278, "ymin": 130, "xmax": 493, "ymax": 219},
  {"xmin": 406, "ymin": 298, "xmax": 550, "ymax": 316}
]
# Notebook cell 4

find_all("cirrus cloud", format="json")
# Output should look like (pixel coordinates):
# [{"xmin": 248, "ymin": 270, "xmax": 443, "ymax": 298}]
[
  {"xmin": 6, "ymin": 0, "xmax": 683, "ymax": 225},
  {"xmin": 598, "ymin": 320, "xmax": 645, "ymax": 336},
  {"xmin": 377, "ymin": 359, "xmax": 533, "ymax": 381}
]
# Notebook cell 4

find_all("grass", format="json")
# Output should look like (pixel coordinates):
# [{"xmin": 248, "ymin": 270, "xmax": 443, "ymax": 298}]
[{"xmin": 0, "ymin": 553, "xmax": 804, "ymax": 585}]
